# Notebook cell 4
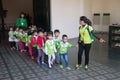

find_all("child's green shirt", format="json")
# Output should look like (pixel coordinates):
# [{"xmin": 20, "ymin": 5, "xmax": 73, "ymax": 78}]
[
  {"xmin": 22, "ymin": 33, "xmax": 28, "ymax": 43},
  {"xmin": 58, "ymin": 41, "xmax": 74, "ymax": 54},
  {"xmin": 14, "ymin": 31, "xmax": 19, "ymax": 42},
  {"xmin": 53, "ymin": 37, "xmax": 61, "ymax": 49},
  {"xmin": 45, "ymin": 40, "xmax": 57, "ymax": 55}
]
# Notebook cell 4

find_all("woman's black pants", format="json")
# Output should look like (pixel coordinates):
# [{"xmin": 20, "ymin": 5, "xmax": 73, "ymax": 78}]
[{"xmin": 78, "ymin": 43, "xmax": 91, "ymax": 65}]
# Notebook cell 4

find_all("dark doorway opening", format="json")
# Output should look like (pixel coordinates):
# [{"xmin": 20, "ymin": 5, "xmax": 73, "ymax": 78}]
[{"xmin": 33, "ymin": 0, "xmax": 51, "ymax": 31}]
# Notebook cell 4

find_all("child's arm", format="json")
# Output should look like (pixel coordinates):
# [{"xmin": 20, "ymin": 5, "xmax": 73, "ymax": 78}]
[
  {"xmin": 45, "ymin": 42, "xmax": 48, "ymax": 55},
  {"xmin": 68, "ymin": 43, "xmax": 75, "ymax": 48},
  {"xmin": 54, "ymin": 45, "xmax": 57, "ymax": 53}
]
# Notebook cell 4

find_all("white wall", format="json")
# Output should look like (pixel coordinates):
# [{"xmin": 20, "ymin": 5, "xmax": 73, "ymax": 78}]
[
  {"xmin": 92, "ymin": 0, "xmax": 120, "ymax": 32},
  {"xmin": 51, "ymin": 0, "xmax": 85, "ymax": 39},
  {"xmin": 2, "ymin": 0, "xmax": 33, "ymax": 25}
]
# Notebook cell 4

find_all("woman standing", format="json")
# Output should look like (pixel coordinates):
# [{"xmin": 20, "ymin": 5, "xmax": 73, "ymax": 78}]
[
  {"xmin": 16, "ymin": 12, "xmax": 27, "ymax": 29},
  {"xmin": 76, "ymin": 16, "xmax": 105, "ymax": 70}
]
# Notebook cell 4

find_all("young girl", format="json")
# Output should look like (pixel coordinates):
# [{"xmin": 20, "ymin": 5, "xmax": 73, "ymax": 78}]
[
  {"xmin": 14, "ymin": 27, "xmax": 20, "ymax": 50},
  {"xmin": 37, "ymin": 30, "xmax": 46, "ymax": 65},
  {"xmin": 58, "ymin": 34, "xmax": 75, "ymax": 70},
  {"xmin": 8, "ymin": 27, "xmax": 15, "ymax": 50},
  {"xmin": 31, "ymin": 30, "xmax": 38, "ymax": 60},
  {"xmin": 45, "ymin": 31, "xmax": 57, "ymax": 68},
  {"xmin": 18, "ymin": 28, "xmax": 25, "ymax": 52}
]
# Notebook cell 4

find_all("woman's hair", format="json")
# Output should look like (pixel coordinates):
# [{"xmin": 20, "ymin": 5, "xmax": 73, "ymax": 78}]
[{"xmin": 80, "ymin": 16, "xmax": 92, "ymax": 26}]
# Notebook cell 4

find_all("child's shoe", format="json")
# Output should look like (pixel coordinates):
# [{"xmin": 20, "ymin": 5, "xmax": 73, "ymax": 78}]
[
  {"xmin": 55, "ymin": 61, "xmax": 59, "ymax": 64},
  {"xmin": 66, "ymin": 67, "xmax": 71, "ymax": 70},
  {"xmin": 85, "ymin": 65, "xmax": 88, "ymax": 70},
  {"xmin": 37, "ymin": 61, "xmax": 41, "ymax": 65},
  {"xmin": 31, "ymin": 56, "xmax": 34, "ymax": 60},
  {"xmin": 49, "ymin": 65, "xmax": 52, "ymax": 69},
  {"xmin": 20, "ymin": 50, "xmax": 23, "ymax": 53},
  {"xmin": 42, "ymin": 62, "xmax": 45, "ymax": 64},
  {"xmin": 11, "ymin": 48, "xmax": 13, "ymax": 50},
  {"xmin": 59, "ymin": 65, "xmax": 63, "ymax": 69}
]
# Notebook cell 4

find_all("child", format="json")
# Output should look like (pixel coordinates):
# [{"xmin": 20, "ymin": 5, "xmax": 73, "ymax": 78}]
[
  {"xmin": 31, "ymin": 30, "xmax": 38, "ymax": 60},
  {"xmin": 18, "ymin": 28, "xmax": 25, "ymax": 52},
  {"xmin": 14, "ymin": 27, "xmax": 20, "ymax": 50},
  {"xmin": 8, "ymin": 27, "xmax": 15, "ymax": 50},
  {"xmin": 45, "ymin": 31, "xmax": 57, "ymax": 68},
  {"xmin": 23, "ymin": 29, "xmax": 29, "ymax": 52},
  {"xmin": 53, "ymin": 29, "xmax": 61, "ymax": 64},
  {"xmin": 27, "ymin": 29, "xmax": 33, "ymax": 59},
  {"xmin": 37, "ymin": 30, "xmax": 46, "ymax": 65},
  {"xmin": 44, "ymin": 31, "xmax": 47, "ymax": 40},
  {"xmin": 58, "ymin": 34, "xmax": 75, "ymax": 70}
]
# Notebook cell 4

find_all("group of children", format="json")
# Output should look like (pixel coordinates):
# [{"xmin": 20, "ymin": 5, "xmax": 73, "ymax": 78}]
[{"xmin": 8, "ymin": 26, "xmax": 76, "ymax": 70}]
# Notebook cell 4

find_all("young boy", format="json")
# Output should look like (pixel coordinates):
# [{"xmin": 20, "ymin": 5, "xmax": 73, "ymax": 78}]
[
  {"xmin": 31, "ymin": 30, "xmax": 38, "ymax": 60},
  {"xmin": 58, "ymin": 34, "xmax": 75, "ymax": 70},
  {"xmin": 14, "ymin": 27, "xmax": 20, "ymax": 50},
  {"xmin": 45, "ymin": 31, "xmax": 57, "ymax": 68},
  {"xmin": 53, "ymin": 29, "xmax": 61, "ymax": 64},
  {"xmin": 37, "ymin": 30, "xmax": 46, "ymax": 65},
  {"xmin": 8, "ymin": 27, "xmax": 15, "ymax": 50}
]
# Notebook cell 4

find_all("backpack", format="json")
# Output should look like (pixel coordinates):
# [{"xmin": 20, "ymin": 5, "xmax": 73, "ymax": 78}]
[
  {"xmin": 86, "ymin": 26, "xmax": 95, "ymax": 42},
  {"xmin": 79, "ymin": 25, "xmax": 95, "ymax": 42}
]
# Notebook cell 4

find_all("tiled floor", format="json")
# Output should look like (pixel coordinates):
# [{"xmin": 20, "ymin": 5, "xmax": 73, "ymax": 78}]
[{"xmin": 0, "ymin": 34, "xmax": 120, "ymax": 80}]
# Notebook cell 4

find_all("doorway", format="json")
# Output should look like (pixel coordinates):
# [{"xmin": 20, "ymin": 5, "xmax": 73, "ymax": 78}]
[{"xmin": 33, "ymin": 0, "xmax": 51, "ymax": 31}]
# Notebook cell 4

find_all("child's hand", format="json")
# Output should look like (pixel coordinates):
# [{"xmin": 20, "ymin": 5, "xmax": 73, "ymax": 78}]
[
  {"xmin": 40, "ymin": 47, "xmax": 43, "ymax": 49},
  {"xmin": 99, "ymin": 38, "xmax": 106, "ymax": 43},
  {"xmin": 76, "ymin": 44, "xmax": 79, "ymax": 48}
]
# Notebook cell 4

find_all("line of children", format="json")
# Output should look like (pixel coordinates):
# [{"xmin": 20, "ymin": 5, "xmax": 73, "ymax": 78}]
[{"xmin": 8, "ymin": 27, "xmax": 76, "ymax": 70}]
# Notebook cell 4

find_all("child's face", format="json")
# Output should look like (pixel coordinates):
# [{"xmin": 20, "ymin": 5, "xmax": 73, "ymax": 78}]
[
  {"xmin": 10, "ymin": 28, "xmax": 13, "ymax": 31},
  {"xmin": 34, "ymin": 32, "xmax": 38, "ymax": 36},
  {"xmin": 38, "ymin": 32, "xmax": 44, "ymax": 37},
  {"xmin": 48, "ymin": 35, "xmax": 53, "ymax": 40},
  {"xmin": 63, "ymin": 37, "xmax": 68, "ymax": 43},
  {"xmin": 19, "ymin": 29, "xmax": 23, "ymax": 32},
  {"xmin": 55, "ymin": 32, "xmax": 60, "ymax": 37},
  {"xmin": 16, "ymin": 28, "xmax": 19, "ymax": 31},
  {"xmin": 44, "ymin": 32, "xmax": 47, "ymax": 36}
]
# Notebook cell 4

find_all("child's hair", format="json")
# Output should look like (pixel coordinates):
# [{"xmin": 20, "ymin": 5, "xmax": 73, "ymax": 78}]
[
  {"xmin": 9, "ymin": 26, "xmax": 13, "ymax": 29},
  {"xmin": 37, "ymin": 29, "xmax": 44, "ymax": 33},
  {"xmin": 23, "ymin": 28, "xmax": 28, "ymax": 32},
  {"xmin": 19, "ymin": 28, "xmax": 23, "ymax": 30},
  {"xmin": 62, "ymin": 34, "xmax": 68, "ymax": 39},
  {"xmin": 47, "ymin": 31, "xmax": 53, "ymax": 37},
  {"xmin": 54, "ymin": 29, "xmax": 60, "ymax": 33},
  {"xmin": 32, "ymin": 30, "xmax": 37, "ymax": 35}
]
